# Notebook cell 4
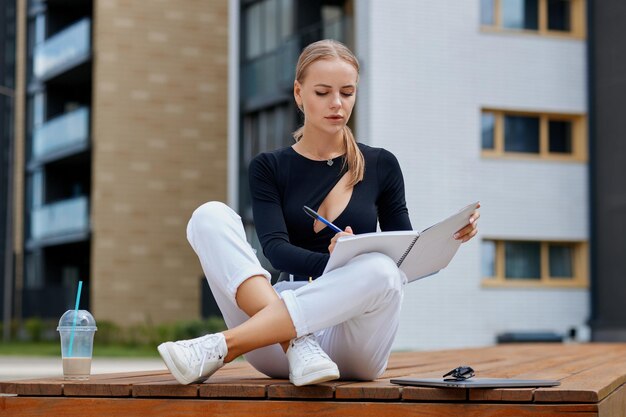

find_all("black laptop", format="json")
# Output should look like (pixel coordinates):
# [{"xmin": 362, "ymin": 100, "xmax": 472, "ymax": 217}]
[{"xmin": 390, "ymin": 377, "xmax": 560, "ymax": 389}]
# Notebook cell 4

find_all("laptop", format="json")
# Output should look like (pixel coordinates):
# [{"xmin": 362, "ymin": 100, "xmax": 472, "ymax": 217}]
[{"xmin": 390, "ymin": 377, "xmax": 560, "ymax": 389}]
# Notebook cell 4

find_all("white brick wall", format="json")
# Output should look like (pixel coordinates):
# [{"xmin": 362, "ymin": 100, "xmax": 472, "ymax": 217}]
[{"xmin": 357, "ymin": 0, "xmax": 588, "ymax": 349}]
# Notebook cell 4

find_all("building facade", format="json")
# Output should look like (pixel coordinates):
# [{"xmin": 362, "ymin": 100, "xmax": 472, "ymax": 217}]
[
  {"xmin": 4, "ymin": 0, "xmax": 621, "ymax": 350},
  {"xmin": 355, "ymin": 0, "xmax": 589, "ymax": 349},
  {"xmin": 231, "ymin": 0, "xmax": 590, "ymax": 349},
  {"xmin": 9, "ymin": 0, "xmax": 229, "ymax": 326},
  {"xmin": 588, "ymin": 0, "xmax": 626, "ymax": 341}
]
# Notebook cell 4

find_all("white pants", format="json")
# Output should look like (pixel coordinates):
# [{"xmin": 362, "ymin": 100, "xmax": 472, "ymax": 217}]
[{"xmin": 187, "ymin": 201, "xmax": 406, "ymax": 380}]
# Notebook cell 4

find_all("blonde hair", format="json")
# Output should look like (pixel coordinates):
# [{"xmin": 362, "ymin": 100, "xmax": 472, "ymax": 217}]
[{"xmin": 293, "ymin": 39, "xmax": 364, "ymax": 186}]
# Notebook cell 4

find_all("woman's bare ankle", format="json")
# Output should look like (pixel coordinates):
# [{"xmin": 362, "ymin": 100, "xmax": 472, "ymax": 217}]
[{"xmin": 222, "ymin": 331, "xmax": 239, "ymax": 363}]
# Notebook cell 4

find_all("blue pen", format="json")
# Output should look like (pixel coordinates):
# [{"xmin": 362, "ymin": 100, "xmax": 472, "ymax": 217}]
[{"xmin": 303, "ymin": 206, "xmax": 343, "ymax": 234}]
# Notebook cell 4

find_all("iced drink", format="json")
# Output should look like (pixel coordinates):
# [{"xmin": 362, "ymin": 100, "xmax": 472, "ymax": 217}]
[
  {"xmin": 57, "ymin": 310, "xmax": 97, "ymax": 380},
  {"xmin": 62, "ymin": 357, "xmax": 92, "ymax": 379}
]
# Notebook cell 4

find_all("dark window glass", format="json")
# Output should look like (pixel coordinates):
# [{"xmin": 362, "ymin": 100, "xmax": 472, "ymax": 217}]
[
  {"xmin": 504, "ymin": 115, "xmax": 540, "ymax": 153},
  {"xmin": 505, "ymin": 241, "xmax": 541, "ymax": 279},
  {"xmin": 502, "ymin": 0, "xmax": 539, "ymax": 30},
  {"xmin": 481, "ymin": 112, "xmax": 496, "ymax": 149},
  {"xmin": 264, "ymin": 0, "xmax": 278, "ymax": 53},
  {"xmin": 279, "ymin": 0, "xmax": 293, "ymax": 41},
  {"xmin": 24, "ymin": 251, "xmax": 44, "ymax": 290},
  {"xmin": 481, "ymin": 0, "xmax": 495, "ymax": 25},
  {"xmin": 548, "ymin": 0, "xmax": 571, "ymax": 31},
  {"xmin": 549, "ymin": 120, "xmax": 573, "ymax": 153},
  {"xmin": 245, "ymin": 2, "xmax": 263, "ymax": 60},
  {"xmin": 549, "ymin": 244, "xmax": 574, "ymax": 278}
]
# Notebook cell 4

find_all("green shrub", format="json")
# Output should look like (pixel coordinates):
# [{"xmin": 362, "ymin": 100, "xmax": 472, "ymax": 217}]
[
  {"xmin": 4, "ymin": 316, "xmax": 227, "ymax": 347},
  {"xmin": 91, "ymin": 316, "xmax": 227, "ymax": 348},
  {"xmin": 24, "ymin": 317, "xmax": 45, "ymax": 342},
  {"xmin": 0, "ymin": 319, "xmax": 21, "ymax": 339},
  {"xmin": 95, "ymin": 320, "xmax": 120, "ymax": 345}
]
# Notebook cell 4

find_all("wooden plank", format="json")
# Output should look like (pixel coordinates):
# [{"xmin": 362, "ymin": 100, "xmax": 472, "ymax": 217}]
[
  {"xmin": 0, "ymin": 370, "xmax": 172, "ymax": 396},
  {"xmin": 469, "ymin": 388, "xmax": 535, "ymax": 402},
  {"xmin": 335, "ymin": 380, "xmax": 401, "ymax": 400},
  {"xmin": 0, "ymin": 382, "xmax": 16, "ymax": 395},
  {"xmin": 267, "ymin": 380, "xmax": 336, "ymax": 399},
  {"xmin": 199, "ymin": 378, "xmax": 267, "ymax": 398},
  {"xmin": 63, "ymin": 373, "xmax": 177, "ymax": 397},
  {"xmin": 397, "ymin": 344, "xmax": 626, "ymax": 404},
  {"xmin": 131, "ymin": 379, "xmax": 199, "ymax": 398},
  {"xmin": 0, "ymin": 397, "xmax": 600, "ymax": 417},
  {"xmin": 392, "ymin": 345, "xmax": 571, "ymax": 402},
  {"xmin": 2, "ymin": 343, "xmax": 625, "ymax": 407},
  {"xmin": 63, "ymin": 382, "xmax": 131, "ymax": 397},
  {"xmin": 466, "ymin": 344, "xmax": 625, "ymax": 402},
  {"xmin": 597, "ymin": 382, "xmax": 626, "ymax": 417},
  {"xmin": 401, "ymin": 386, "xmax": 467, "ymax": 401},
  {"xmin": 534, "ymin": 353, "xmax": 626, "ymax": 403},
  {"xmin": 11, "ymin": 378, "xmax": 64, "ymax": 396},
  {"xmin": 509, "ymin": 345, "xmax": 626, "ymax": 403},
  {"xmin": 75, "ymin": 370, "xmax": 170, "ymax": 381}
]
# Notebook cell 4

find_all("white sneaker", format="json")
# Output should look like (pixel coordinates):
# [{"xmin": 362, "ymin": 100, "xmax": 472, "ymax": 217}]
[
  {"xmin": 158, "ymin": 333, "xmax": 227, "ymax": 385},
  {"xmin": 286, "ymin": 334, "xmax": 340, "ymax": 386}
]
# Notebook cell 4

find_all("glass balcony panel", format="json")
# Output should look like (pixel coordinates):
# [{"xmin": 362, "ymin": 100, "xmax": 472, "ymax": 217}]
[
  {"xmin": 34, "ymin": 18, "xmax": 91, "ymax": 79},
  {"xmin": 33, "ymin": 107, "xmax": 89, "ymax": 160},
  {"xmin": 31, "ymin": 196, "xmax": 89, "ymax": 240}
]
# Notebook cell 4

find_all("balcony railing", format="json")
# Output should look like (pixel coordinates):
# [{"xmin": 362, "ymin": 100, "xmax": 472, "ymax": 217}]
[
  {"xmin": 32, "ymin": 107, "xmax": 89, "ymax": 161},
  {"xmin": 31, "ymin": 196, "xmax": 89, "ymax": 241},
  {"xmin": 34, "ymin": 18, "xmax": 91, "ymax": 79}
]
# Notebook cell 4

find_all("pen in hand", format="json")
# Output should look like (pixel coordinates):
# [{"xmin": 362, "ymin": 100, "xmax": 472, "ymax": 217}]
[{"xmin": 303, "ymin": 206, "xmax": 343, "ymax": 234}]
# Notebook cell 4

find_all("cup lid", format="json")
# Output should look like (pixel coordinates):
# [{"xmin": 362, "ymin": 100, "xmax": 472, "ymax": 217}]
[{"xmin": 57, "ymin": 309, "xmax": 97, "ymax": 331}]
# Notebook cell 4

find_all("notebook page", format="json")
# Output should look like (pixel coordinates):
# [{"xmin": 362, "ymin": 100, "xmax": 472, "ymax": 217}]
[
  {"xmin": 323, "ymin": 230, "xmax": 419, "ymax": 275},
  {"xmin": 400, "ymin": 202, "xmax": 478, "ymax": 281}
]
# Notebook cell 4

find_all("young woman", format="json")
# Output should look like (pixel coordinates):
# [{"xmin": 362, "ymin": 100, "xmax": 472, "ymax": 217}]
[{"xmin": 158, "ymin": 39, "xmax": 480, "ymax": 386}]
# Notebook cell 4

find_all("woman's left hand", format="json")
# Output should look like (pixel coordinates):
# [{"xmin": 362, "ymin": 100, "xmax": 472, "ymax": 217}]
[{"xmin": 454, "ymin": 203, "xmax": 480, "ymax": 243}]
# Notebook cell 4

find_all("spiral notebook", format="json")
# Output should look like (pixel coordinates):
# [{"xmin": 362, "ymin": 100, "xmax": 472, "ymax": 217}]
[{"xmin": 323, "ymin": 202, "xmax": 479, "ymax": 283}]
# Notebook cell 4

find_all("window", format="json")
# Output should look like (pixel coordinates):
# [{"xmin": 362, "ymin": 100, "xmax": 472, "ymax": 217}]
[
  {"xmin": 481, "ymin": 109, "xmax": 586, "ymax": 161},
  {"xmin": 482, "ymin": 239, "xmax": 587, "ymax": 287},
  {"xmin": 504, "ymin": 115, "xmax": 539, "ymax": 153},
  {"xmin": 502, "ymin": 0, "xmax": 539, "ymax": 30},
  {"xmin": 481, "ymin": 112, "xmax": 495, "ymax": 150},
  {"xmin": 481, "ymin": 0, "xmax": 495, "ymax": 25},
  {"xmin": 480, "ymin": 0, "xmax": 585, "ymax": 38},
  {"xmin": 243, "ymin": 0, "xmax": 293, "ymax": 60}
]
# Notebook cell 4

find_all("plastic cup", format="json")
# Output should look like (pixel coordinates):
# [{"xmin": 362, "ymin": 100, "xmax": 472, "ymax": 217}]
[{"xmin": 57, "ymin": 310, "xmax": 97, "ymax": 380}]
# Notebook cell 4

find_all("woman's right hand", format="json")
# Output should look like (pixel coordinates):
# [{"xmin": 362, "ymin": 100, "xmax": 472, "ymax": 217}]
[{"xmin": 329, "ymin": 226, "xmax": 354, "ymax": 254}]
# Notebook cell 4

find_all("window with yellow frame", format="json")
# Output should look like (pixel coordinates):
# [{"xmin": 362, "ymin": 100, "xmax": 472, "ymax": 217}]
[
  {"xmin": 482, "ymin": 239, "xmax": 588, "ymax": 288},
  {"xmin": 481, "ymin": 109, "xmax": 587, "ymax": 162},
  {"xmin": 480, "ymin": 0, "xmax": 586, "ymax": 39}
]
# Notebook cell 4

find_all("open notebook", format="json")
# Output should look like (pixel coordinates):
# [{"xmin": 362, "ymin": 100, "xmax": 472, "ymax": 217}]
[{"xmin": 323, "ymin": 202, "xmax": 479, "ymax": 283}]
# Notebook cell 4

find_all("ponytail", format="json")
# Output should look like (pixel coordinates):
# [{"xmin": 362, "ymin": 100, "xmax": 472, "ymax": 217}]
[{"xmin": 341, "ymin": 125, "xmax": 364, "ymax": 186}]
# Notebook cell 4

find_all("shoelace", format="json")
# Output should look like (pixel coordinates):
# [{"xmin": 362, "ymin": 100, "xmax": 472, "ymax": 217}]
[
  {"xmin": 292, "ymin": 334, "xmax": 326, "ymax": 364},
  {"xmin": 176, "ymin": 335, "xmax": 223, "ymax": 378}
]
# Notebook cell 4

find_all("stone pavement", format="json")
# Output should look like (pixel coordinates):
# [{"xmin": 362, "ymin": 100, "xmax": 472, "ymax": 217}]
[{"xmin": 0, "ymin": 356, "xmax": 166, "ymax": 381}]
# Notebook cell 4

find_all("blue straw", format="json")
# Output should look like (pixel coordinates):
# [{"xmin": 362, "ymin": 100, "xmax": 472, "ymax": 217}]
[{"xmin": 68, "ymin": 281, "xmax": 83, "ymax": 357}]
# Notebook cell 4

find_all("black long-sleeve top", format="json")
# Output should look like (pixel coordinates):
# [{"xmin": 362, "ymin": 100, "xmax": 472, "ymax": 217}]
[{"xmin": 249, "ymin": 143, "xmax": 412, "ymax": 278}]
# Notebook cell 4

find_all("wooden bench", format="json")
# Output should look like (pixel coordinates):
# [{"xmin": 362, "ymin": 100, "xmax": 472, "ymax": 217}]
[{"xmin": 2, "ymin": 343, "xmax": 626, "ymax": 416}]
